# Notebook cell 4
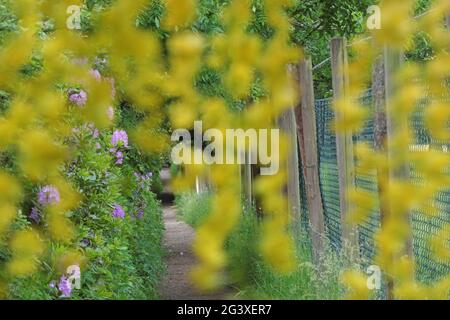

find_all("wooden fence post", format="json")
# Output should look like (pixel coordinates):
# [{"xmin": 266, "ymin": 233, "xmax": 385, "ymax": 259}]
[
  {"xmin": 372, "ymin": 54, "xmax": 394, "ymax": 299},
  {"xmin": 384, "ymin": 46, "xmax": 414, "ymax": 255},
  {"xmin": 241, "ymin": 153, "xmax": 253, "ymax": 210},
  {"xmin": 446, "ymin": 13, "xmax": 450, "ymax": 51},
  {"xmin": 446, "ymin": 12, "xmax": 450, "ymax": 32},
  {"xmin": 278, "ymin": 104, "xmax": 301, "ymax": 233},
  {"xmin": 294, "ymin": 59, "xmax": 325, "ymax": 264},
  {"xmin": 330, "ymin": 37, "xmax": 359, "ymax": 258}
]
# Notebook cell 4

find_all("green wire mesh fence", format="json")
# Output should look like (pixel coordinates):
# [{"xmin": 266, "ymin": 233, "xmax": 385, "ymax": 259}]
[{"xmin": 310, "ymin": 90, "xmax": 449, "ymax": 282}]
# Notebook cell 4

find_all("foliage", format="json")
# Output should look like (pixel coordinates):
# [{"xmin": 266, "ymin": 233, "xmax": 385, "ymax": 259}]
[
  {"xmin": 175, "ymin": 191, "xmax": 211, "ymax": 228},
  {"xmin": 177, "ymin": 192, "xmax": 346, "ymax": 299},
  {"xmin": 2, "ymin": 119, "xmax": 164, "ymax": 299}
]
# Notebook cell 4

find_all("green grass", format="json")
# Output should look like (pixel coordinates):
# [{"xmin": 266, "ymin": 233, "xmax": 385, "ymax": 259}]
[
  {"xmin": 175, "ymin": 191, "xmax": 212, "ymax": 229},
  {"xmin": 176, "ymin": 191, "xmax": 347, "ymax": 300}
]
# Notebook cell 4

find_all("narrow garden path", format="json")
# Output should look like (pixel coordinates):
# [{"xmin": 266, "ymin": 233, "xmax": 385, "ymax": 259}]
[{"xmin": 158, "ymin": 168, "xmax": 230, "ymax": 300}]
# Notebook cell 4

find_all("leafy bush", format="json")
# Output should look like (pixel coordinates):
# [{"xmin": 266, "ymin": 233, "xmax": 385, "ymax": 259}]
[{"xmin": 1, "ymin": 118, "xmax": 165, "ymax": 299}]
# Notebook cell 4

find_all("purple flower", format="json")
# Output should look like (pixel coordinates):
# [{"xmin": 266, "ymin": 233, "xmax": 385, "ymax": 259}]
[
  {"xmin": 115, "ymin": 151, "xmax": 124, "ymax": 165},
  {"xmin": 69, "ymin": 90, "xmax": 88, "ymax": 107},
  {"xmin": 38, "ymin": 186, "xmax": 60, "ymax": 205},
  {"xmin": 95, "ymin": 142, "xmax": 101, "ymax": 150},
  {"xmin": 136, "ymin": 208, "xmax": 144, "ymax": 219},
  {"xmin": 111, "ymin": 130, "xmax": 128, "ymax": 148},
  {"xmin": 112, "ymin": 204, "xmax": 125, "ymax": 219},
  {"xmin": 58, "ymin": 275, "xmax": 72, "ymax": 298},
  {"xmin": 29, "ymin": 207, "xmax": 40, "ymax": 224}
]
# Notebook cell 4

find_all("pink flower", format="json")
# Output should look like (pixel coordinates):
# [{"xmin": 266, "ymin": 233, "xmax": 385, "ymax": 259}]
[
  {"xmin": 58, "ymin": 275, "xmax": 72, "ymax": 298},
  {"xmin": 111, "ymin": 130, "xmax": 128, "ymax": 148},
  {"xmin": 112, "ymin": 204, "xmax": 125, "ymax": 219},
  {"xmin": 69, "ymin": 90, "xmax": 88, "ymax": 107},
  {"xmin": 38, "ymin": 186, "xmax": 60, "ymax": 205}
]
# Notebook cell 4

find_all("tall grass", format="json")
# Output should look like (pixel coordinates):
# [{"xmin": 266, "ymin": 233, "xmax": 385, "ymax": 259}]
[{"xmin": 176, "ymin": 191, "xmax": 349, "ymax": 300}]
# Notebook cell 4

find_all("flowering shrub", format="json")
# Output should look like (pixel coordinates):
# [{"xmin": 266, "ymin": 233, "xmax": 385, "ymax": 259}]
[{"xmin": 0, "ymin": 0, "xmax": 448, "ymax": 300}]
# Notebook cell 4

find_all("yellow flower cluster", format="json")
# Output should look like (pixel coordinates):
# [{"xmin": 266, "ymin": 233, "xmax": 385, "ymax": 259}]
[
  {"xmin": 0, "ymin": 0, "xmax": 301, "ymax": 293},
  {"xmin": 339, "ymin": 0, "xmax": 450, "ymax": 299},
  {"xmin": 169, "ymin": 0, "xmax": 300, "ymax": 290}
]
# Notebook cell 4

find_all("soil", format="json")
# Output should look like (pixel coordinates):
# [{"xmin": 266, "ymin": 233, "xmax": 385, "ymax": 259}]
[{"xmin": 157, "ymin": 169, "xmax": 231, "ymax": 300}]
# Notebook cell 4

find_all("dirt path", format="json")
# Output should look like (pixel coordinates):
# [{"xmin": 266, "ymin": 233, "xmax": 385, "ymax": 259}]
[{"xmin": 158, "ymin": 169, "xmax": 230, "ymax": 300}]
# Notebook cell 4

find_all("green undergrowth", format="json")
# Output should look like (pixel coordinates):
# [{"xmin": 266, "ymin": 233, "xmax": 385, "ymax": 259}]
[{"xmin": 175, "ymin": 191, "xmax": 347, "ymax": 300}]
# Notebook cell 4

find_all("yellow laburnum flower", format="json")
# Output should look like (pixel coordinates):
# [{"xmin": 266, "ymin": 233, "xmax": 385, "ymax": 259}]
[
  {"xmin": 169, "ymin": 102, "xmax": 198, "ymax": 129},
  {"xmin": 0, "ymin": 172, "xmax": 22, "ymax": 203},
  {"xmin": 242, "ymin": 102, "xmax": 274, "ymax": 130},
  {"xmin": 0, "ymin": 204, "xmax": 17, "ymax": 235},
  {"xmin": 131, "ymin": 127, "xmax": 170, "ymax": 154},
  {"xmin": 341, "ymin": 269, "xmax": 370, "ymax": 300},
  {"xmin": 201, "ymin": 98, "xmax": 232, "ymax": 130},
  {"xmin": 347, "ymin": 188, "xmax": 377, "ymax": 224},
  {"xmin": 51, "ymin": 178, "xmax": 82, "ymax": 212},
  {"xmin": 260, "ymin": 232, "xmax": 296, "ymax": 273},
  {"xmin": 254, "ymin": 171, "xmax": 287, "ymax": 195},
  {"xmin": 190, "ymin": 264, "xmax": 222, "ymax": 292},
  {"xmin": 10, "ymin": 230, "xmax": 45, "ymax": 257},
  {"xmin": 390, "ymin": 255, "xmax": 415, "ymax": 282},
  {"xmin": 332, "ymin": 98, "xmax": 367, "ymax": 132},
  {"xmin": 193, "ymin": 228, "xmax": 227, "ymax": 269},
  {"xmin": 394, "ymin": 281, "xmax": 428, "ymax": 300},
  {"xmin": 6, "ymin": 257, "xmax": 39, "ymax": 277},
  {"xmin": 430, "ymin": 275, "xmax": 450, "ymax": 299},
  {"xmin": 47, "ymin": 213, "xmax": 75, "ymax": 243},
  {"xmin": 225, "ymin": 63, "xmax": 253, "ymax": 99},
  {"xmin": 169, "ymin": 33, "xmax": 204, "ymax": 58},
  {"xmin": 430, "ymin": 224, "xmax": 450, "ymax": 262},
  {"xmin": 19, "ymin": 130, "xmax": 68, "ymax": 181},
  {"xmin": 55, "ymin": 250, "xmax": 86, "ymax": 274},
  {"xmin": 7, "ymin": 100, "xmax": 36, "ymax": 130},
  {"xmin": 205, "ymin": 192, "xmax": 240, "ymax": 235},
  {"xmin": 0, "ymin": 119, "xmax": 16, "ymax": 149},
  {"xmin": 424, "ymin": 103, "xmax": 450, "ymax": 141},
  {"xmin": 373, "ymin": 0, "xmax": 416, "ymax": 48},
  {"xmin": 163, "ymin": 0, "xmax": 197, "ymax": 30}
]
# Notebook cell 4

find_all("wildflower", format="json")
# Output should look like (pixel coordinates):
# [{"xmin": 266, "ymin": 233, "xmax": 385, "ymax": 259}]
[
  {"xmin": 135, "ymin": 208, "xmax": 144, "ymax": 219},
  {"xmin": 38, "ymin": 185, "xmax": 60, "ymax": 205},
  {"xmin": 135, "ymin": 172, "xmax": 153, "ymax": 188},
  {"xmin": 68, "ymin": 90, "xmax": 88, "ymax": 107},
  {"xmin": 29, "ymin": 207, "xmax": 40, "ymax": 224},
  {"xmin": 58, "ymin": 275, "xmax": 72, "ymax": 298},
  {"xmin": 86, "ymin": 123, "xmax": 99, "ymax": 138},
  {"xmin": 115, "ymin": 151, "xmax": 124, "ymax": 165},
  {"xmin": 112, "ymin": 204, "xmax": 125, "ymax": 219},
  {"xmin": 111, "ymin": 130, "xmax": 128, "ymax": 148}
]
